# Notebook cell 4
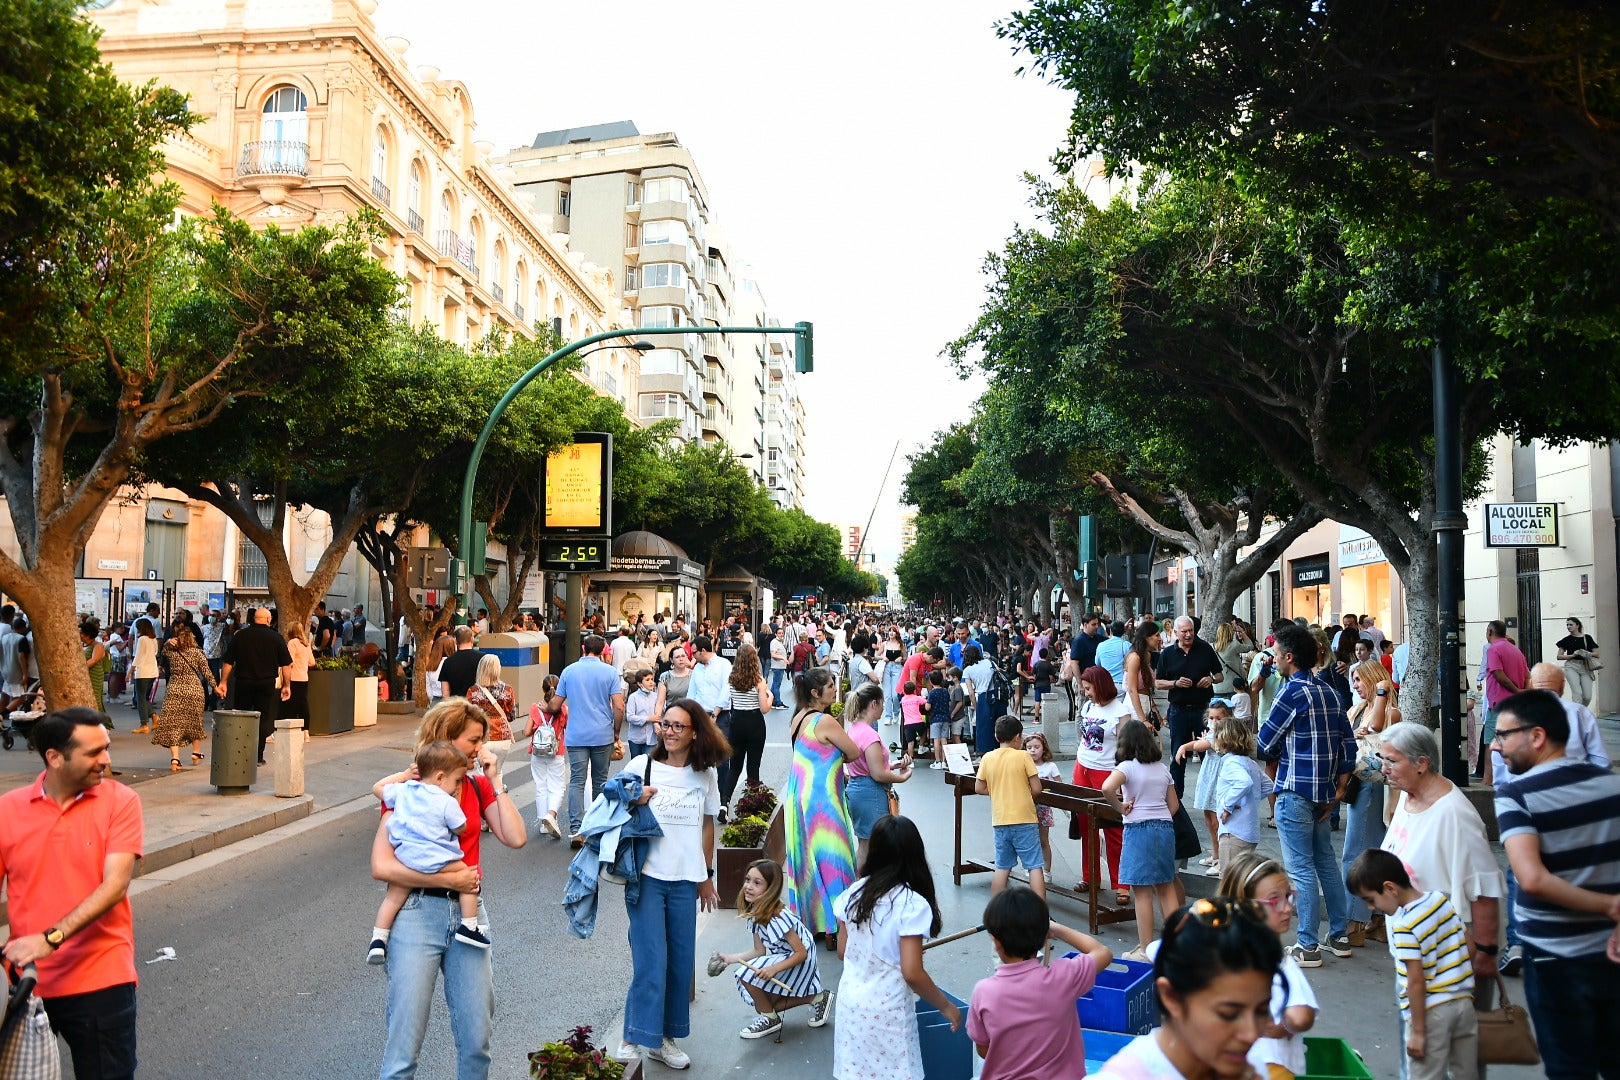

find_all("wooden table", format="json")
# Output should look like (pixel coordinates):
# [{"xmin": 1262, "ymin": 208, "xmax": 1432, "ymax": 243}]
[{"xmin": 945, "ymin": 770, "xmax": 1134, "ymax": 934}]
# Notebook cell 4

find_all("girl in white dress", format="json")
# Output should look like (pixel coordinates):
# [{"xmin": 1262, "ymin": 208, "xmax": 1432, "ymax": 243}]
[
  {"xmin": 720, "ymin": 858, "xmax": 830, "ymax": 1041},
  {"xmin": 832, "ymin": 815, "xmax": 958, "ymax": 1080}
]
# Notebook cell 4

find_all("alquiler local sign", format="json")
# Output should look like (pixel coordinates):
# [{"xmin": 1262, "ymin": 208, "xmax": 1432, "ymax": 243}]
[{"xmin": 1483, "ymin": 502, "xmax": 1560, "ymax": 547}]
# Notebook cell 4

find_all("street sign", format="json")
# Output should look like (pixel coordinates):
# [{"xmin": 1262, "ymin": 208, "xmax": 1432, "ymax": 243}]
[
  {"xmin": 1483, "ymin": 502, "xmax": 1559, "ymax": 547},
  {"xmin": 539, "ymin": 537, "xmax": 610, "ymax": 572},
  {"xmin": 542, "ymin": 433, "xmax": 613, "ymax": 537}
]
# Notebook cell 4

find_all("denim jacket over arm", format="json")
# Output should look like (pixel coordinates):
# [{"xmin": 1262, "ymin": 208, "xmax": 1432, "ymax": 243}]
[{"xmin": 562, "ymin": 770, "xmax": 664, "ymax": 937}]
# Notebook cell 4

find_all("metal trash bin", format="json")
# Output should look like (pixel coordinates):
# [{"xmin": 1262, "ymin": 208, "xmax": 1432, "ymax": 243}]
[{"xmin": 211, "ymin": 710, "xmax": 260, "ymax": 794}]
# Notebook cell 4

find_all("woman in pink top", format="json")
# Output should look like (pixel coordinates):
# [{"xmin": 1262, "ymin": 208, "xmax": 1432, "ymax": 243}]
[
  {"xmin": 283, "ymin": 624, "xmax": 316, "ymax": 730},
  {"xmin": 841, "ymin": 683, "xmax": 913, "ymax": 866}
]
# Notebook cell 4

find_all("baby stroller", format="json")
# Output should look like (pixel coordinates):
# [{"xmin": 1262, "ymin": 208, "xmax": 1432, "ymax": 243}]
[{"xmin": 1, "ymin": 682, "xmax": 46, "ymax": 752}]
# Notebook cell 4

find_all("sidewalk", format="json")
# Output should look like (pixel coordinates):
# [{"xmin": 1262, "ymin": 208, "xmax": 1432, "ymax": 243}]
[{"xmin": 0, "ymin": 695, "xmax": 430, "ymax": 884}]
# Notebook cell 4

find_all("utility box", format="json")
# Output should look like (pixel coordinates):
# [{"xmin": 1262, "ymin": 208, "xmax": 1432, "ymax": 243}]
[
  {"xmin": 479, "ymin": 631, "xmax": 551, "ymax": 709},
  {"xmin": 211, "ymin": 710, "xmax": 260, "ymax": 794}
]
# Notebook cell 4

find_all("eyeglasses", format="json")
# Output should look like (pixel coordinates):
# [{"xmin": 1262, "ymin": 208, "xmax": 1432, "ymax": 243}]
[
  {"xmin": 1492, "ymin": 725, "xmax": 1532, "ymax": 742},
  {"xmin": 657, "ymin": 720, "xmax": 691, "ymax": 732},
  {"xmin": 1254, "ymin": 890, "xmax": 1297, "ymax": 912}
]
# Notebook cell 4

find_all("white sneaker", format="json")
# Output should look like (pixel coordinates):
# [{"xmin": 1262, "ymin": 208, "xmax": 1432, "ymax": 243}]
[
  {"xmin": 929, "ymin": 761, "xmax": 948, "ymax": 770},
  {"xmin": 541, "ymin": 813, "xmax": 562, "ymax": 839},
  {"xmin": 1203, "ymin": 862, "xmax": 1223, "ymax": 877},
  {"xmin": 647, "ymin": 1039, "xmax": 690, "ymax": 1070},
  {"xmin": 613, "ymin": 1042, "xmax": 641, "ymax": 1063}
]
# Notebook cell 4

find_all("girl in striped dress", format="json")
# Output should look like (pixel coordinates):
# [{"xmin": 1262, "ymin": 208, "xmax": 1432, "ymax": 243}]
[
  {"xmin": 721, "ymin": 858, "xmax": 831, "ymax": 1040},
  {"xmin": 782, "ymin": 667, "xmax": 859, "ymax": 943}
]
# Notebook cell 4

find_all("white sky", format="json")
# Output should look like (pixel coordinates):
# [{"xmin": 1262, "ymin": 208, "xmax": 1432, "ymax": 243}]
[{"xmin": 370, "ymin": 0, "xmax": 1078, "ymax": 567}]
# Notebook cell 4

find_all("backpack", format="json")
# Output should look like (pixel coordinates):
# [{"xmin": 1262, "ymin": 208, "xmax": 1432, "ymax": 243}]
[
  {"xmin": 530, "ymin": 703, "xmax": 558, "ymax": 757},
  {"xmin": 983, "ymin": 664, "xmax": 1013, "ymax": 720},
  {"xmin": 790, "ymin": 641, "xmax": 813, "ymax": 673}
]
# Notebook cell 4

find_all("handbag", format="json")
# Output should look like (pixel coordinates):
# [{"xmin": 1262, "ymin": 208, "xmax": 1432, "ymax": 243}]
[
  {"xmin": 886, "ymin": 785, "xmax": 900, "ymax": 817},
  {"xmin": 1171, "ymin": 801, "xmax": 1203, "ymax": 861},
  {"xmin": 1352, "ymin": 729, "xmax": 1387, "ymax": 785},
  {"xmin": 0, "ymin": 963, "xmax": 62, "ymax": 1080},
  {"xmin": 1476, "ymin": 974, "xmax": 1540, "ymax": 1065}
]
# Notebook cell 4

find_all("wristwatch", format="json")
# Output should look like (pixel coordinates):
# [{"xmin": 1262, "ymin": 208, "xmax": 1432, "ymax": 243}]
[
  {"xmin": 1375, "ymin": 688, "xmax": 1389, "ymax": 697},
  {"xmin": 706, "ymin": 867, "xmax": 716, "ymax": 879},
  {"xmin": 43, "ymin": 927, "xmax": 64, "ymax": 950},
  {"xmin": 1476, "ymin": 944, "xmax": 1499, "ymax": 955}
]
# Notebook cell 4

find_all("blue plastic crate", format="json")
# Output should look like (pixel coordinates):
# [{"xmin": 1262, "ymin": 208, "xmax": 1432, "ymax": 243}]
[
  {"xmin": 916, "ymin": 990, "xmax": 972, "ymax": 1080},
  {"xmin": 1067, "ymin": 952, "xmax": 1159, "ymax": 1035},
  {"xmin": 1083, "ymin": 1028, "xmax": 1135, "ymax": 1073}
]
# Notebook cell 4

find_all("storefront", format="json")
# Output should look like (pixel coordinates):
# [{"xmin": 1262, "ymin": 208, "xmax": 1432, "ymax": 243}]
[
  {"xmin": 1289, "ymin": 554, "xmax": 1331, "ymax": 624},
  {"xmin": 705, "ymin": 564, "xmax": 774, "ymax": 629},
  {"xmin": 588, "ymin": 530, "xmax": 703, "ymax": 626},
  {"xmin": 1337, "ymin": 525, "xmax": 1401, "ymax": 639}
]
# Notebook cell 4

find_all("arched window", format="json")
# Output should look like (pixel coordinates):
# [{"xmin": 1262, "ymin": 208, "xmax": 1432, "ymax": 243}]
[
  {"xmin": 407, "ymin": 162, "xmax": 425, "ymax": 229},
  {"xmin": 371, "ymin": 127, "xmax": 391, "ymax": 205},
  {"xmin": 438, "ymin": 190, "xmax": 453, "ymax": 232},
  {"xmin": 490, "ymin": 242, "xmax": 505, "ymax": 303},
  {"xmin": 257, "ymin": 86, "xmax": 309, "ymax": 173}
]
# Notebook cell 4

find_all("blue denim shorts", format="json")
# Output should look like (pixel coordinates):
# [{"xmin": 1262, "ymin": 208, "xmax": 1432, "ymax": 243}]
[
  {"xmin": 846, "ymin": 775, "xmax": 890, "ymax": 840},
  {"xmin": 994, "ymin": 822, "xmax": 1044, "ymax": 871}
]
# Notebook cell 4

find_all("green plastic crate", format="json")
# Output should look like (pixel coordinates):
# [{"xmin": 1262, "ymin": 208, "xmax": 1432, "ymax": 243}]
[{"xmin": 1298, "ymin": 1036, "xmax": 1372, "ymax": 1080}]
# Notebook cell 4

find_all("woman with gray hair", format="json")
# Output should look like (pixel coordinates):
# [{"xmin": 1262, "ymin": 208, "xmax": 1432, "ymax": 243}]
[{"xmin": 1377, "ymin": 720, "xmax": 1503, "ymax": 976}]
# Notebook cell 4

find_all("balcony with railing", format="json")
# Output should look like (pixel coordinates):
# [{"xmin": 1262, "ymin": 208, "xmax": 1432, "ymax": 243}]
[
  {"xmin": 371, "ymin": 176, "xmax": 391, "ymax": 206},
  {"xmin": 435, "ymin": 230, "xmax": 479, "ymax": 280},
  {"xmin": 492, "ymin": 284, "xmax": 505, "ymax": 304},
  {"xmin": 406, "ymin": 208, "xmax": 425, "ymax": 233},
  {"xmin": 513, "ymin": 302, "xmax": 525, "ymax": 322},
  {"xmin": 236, "ymin": 140, "xmax": 309, "ymax": 203}
]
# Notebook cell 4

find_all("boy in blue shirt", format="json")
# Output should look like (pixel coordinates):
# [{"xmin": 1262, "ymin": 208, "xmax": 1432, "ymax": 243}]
[{"xmin": 925, "ymin": 670, "xmax": 953, "ymax": 768}]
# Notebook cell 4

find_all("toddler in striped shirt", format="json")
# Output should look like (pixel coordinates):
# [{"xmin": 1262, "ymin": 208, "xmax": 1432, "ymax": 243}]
[{"xmin": 1349, "ymin": 848, "xmax": 1479, "ymax": 1080}]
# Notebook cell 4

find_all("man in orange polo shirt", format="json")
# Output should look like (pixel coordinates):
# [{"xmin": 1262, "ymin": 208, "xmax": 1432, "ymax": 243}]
[{"xmin": 1, "ymin": 707, "xmax": 143, "ymax": 1080}]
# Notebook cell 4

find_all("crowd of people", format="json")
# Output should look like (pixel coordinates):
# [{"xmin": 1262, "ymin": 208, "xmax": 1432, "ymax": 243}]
[{"xmin": 2, "ymin": 597, "xmax": 1616, "ymax": 1080}]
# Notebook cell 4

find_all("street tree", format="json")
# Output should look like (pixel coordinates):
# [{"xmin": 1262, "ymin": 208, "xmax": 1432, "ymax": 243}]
[{"xmin": 0, "ymin": 1, "xmax": 396, "ymax": 713}]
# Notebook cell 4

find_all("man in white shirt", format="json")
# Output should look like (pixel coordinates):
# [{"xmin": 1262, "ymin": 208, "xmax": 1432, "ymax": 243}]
[
  {"xmin": 609, "ymin": 625, "xmax": 637, "ymax": 674},
  {"xmin": 687, "ymin": 635, "xmax": 733, "ymax": 716},
  {"xmin": 1358, "ymin": 615, "xmax": 1386, "ymax": 651}
]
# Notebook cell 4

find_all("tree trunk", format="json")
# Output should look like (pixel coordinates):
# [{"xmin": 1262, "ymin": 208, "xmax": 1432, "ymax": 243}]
[
  {"xmin": 8, "ymin": 561, "xmax": 93, "ymax": 711},
  {"xmin": 1401, "ymin": 544, "xmax": 1440, "ymax": 728}
]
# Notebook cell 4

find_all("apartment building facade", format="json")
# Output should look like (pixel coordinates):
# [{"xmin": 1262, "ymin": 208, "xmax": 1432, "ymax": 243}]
[
  {"xmin": 494, "ymin": 122, "xmax": 808, "ymax": 508},
  {"xmin": 13, "ymin": 0, "xmax": 634, "ymax": 615}
]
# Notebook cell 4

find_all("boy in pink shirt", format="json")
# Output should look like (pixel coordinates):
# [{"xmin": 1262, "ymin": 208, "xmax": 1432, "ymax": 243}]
[{"xmin": 968, "ymin": 885, "xmax": 1114, "ymax": 1079}]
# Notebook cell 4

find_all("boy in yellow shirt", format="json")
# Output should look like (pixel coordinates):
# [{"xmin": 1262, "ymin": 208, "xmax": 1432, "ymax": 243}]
[{"xmin": 975, "ymin": 714, "xmax": 1046, "ymax": 900}]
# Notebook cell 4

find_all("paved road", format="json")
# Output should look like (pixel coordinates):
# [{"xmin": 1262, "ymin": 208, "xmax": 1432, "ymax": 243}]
[{"xmin": 113, "ymin": 692, "xmax": 1589, "ymax": 1078}]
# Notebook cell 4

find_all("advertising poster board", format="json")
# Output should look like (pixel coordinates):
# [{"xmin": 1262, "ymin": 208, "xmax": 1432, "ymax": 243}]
[{"xmin": 74, "ymin": 578, "xmax": 113, "ymax": 624}]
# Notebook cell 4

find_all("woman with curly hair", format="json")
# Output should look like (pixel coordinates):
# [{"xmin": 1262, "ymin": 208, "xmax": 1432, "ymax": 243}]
[{"xmin": 720, "ymin": 642, "xmax": 774, "ymax": 810}]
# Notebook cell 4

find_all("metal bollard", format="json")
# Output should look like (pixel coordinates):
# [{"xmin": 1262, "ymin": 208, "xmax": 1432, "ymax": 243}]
[{"xmin": 273, "ymin": 718, "xmax": 306, "ymax": 798}]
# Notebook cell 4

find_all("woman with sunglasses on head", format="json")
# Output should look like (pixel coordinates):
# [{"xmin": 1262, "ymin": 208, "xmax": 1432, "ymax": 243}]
[
  {"xmin": 614, "ymin": 697, "xmax": 731, "ymax": 1071},
  {"xmin": 1094, "ymin": 897, "xmax": 1282, "ymax": 1080}
]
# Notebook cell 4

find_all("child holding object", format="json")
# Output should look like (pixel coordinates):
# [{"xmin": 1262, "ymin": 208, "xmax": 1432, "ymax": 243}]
[
  {"xmin": 717, "ymin": 858, "xmax": 830, "ymax": 1041},
  {"xmin": 1348, "ymin": 848, "xmax": 1478, "ymax": 1080},
  {"xmin": 1102, "ymin": 718, "xmax": 1181, "ymax": 962},
  {"xmin": 1218, "ymin": 853, "xmax": 1318, "ymax": 1080},
  {"xmin": 833, "ymin": 815, "xmax": 959, "ymax": 1080},
  {"xmin": 968, "ymin": 885, "xmax": 1113, "ymax": 1080},
  {"xmin": 367, "ymin": 741, "xmax": 489, "ymax": 963},
  {"xmin": 975, "ymin": 714, "xmax": 1047, "ymax": 900},
  {"xmin": 899, "ymin": 680, "xmax": 927, "ymax": 759}
]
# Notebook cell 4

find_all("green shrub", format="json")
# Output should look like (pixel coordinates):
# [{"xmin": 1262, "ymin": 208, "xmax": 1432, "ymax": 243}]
[{"xmin": 719, "ymin": 814, "xmax": 769, "ymax": 849}]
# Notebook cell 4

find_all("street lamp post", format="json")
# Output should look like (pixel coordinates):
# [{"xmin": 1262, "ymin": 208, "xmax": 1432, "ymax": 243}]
[{"xmin": 456, "ymin": 322, "xmax": 813, "ymax": 628}]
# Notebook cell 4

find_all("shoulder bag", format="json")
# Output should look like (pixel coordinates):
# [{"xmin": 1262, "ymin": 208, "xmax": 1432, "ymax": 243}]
[{"xmin": 1476, "ymin": 974, "xmax": 1540, "ymax": 1065}]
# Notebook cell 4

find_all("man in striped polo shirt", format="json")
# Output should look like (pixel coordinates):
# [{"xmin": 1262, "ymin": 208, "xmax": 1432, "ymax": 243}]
[{"xmin": 1492, "ymin": 689, "xmax": 1620, "ymax": 1079}]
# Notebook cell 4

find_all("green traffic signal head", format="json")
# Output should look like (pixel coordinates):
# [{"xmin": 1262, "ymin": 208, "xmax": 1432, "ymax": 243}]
[{"xmin": 795, "ymin": 321, "xmax": 813, "ymax": 373}]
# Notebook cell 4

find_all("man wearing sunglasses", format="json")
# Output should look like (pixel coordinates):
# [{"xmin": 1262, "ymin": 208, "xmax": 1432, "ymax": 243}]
[{"xmin": 1491, "ymin": 689, "xmax": 1620, "ymax": 1080}]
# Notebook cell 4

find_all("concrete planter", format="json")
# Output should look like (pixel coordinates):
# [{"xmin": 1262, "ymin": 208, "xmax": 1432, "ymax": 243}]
[
  {"xmin": 306, "ymin": 668, "xmax": 356, "ymax": 736},
  {"xmin": 353, "ymin": 675, "xmax": 379, "ymax": 727}
]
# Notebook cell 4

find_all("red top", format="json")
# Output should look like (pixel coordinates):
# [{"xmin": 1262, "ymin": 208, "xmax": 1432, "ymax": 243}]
[
  {"xmin": 529, "ymin": 700, "xmax": 568, "ymax": 756},
  {"xmin": 0, "ymin": 776, "xmax": 144, "ymax": 997},
  {"xmin": 381, "ymin": 772, "xmax": 496, "ymax": 867},
  {"xmin": 900, "ymin": 652, "xmax": 935, "ymax": 694}
]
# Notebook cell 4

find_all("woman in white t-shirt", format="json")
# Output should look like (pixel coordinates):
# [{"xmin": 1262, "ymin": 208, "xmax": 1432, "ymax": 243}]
[
  {"xmin": 1074, "ymin": 665, "xmax": 1134, "ymax": 904},
  {"xmin": 1095, "ymin": 897, "xmax": 1280, "ymax": 1080},
  {"xmin": 614, "ymin": 697, "xmax": 728, "ymax": 1072}
]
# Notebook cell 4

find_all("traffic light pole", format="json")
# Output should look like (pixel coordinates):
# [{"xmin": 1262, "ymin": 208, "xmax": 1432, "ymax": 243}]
[{"xmin": 457, "ymin": 322, "xmax": 813, "ymax": 624}]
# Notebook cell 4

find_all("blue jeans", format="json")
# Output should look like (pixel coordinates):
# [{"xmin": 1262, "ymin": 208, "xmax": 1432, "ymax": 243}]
[
  {"xmin": 379, "ymin": 892, "xmax": 493, "ymax": 1080},
  {"xmin": 1522, "ymin": 944, "xmax": 1620, "ymax": 1079},
  {"xmin": 1340, "ymin": 781, "xmax": 1386, "ymax": 924},
  {"xmin": 1505, "ymin": 863, "xmax": 1520, "ymax": 947},
  {"xmin": 624, "ymin": 876, "xmax": 697, "ymax": 1048},
  {"xmin": 881, "ymin": 662, "xmax": 903, "ymax": 719},
  {"xmin": 568, "ymin": 743, "xmax": 612, "ymax": 834},
  {"xmin": 1275, "ymin": 789, "xmax": 1348, "ymax": 949},
  {"xmin": 769, "ymin": 667, "xmax": 786, "ymax": 702},
  {"xmin": 134, "ymin": 677, "xmax": 156, "ymax": 726}
]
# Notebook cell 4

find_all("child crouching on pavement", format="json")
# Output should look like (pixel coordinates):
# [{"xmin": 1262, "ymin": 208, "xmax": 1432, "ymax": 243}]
[
  {"xmin": 367, "ymin": 740, "xmax": 489, "ymax": 963},
  {"xmin": 1348, "ymin": 848, "xmax": 1478, "ymax": 1080},
  {"xmin": 716, "ymin": 858, "xmax": 830, "ymax": 1041},
  {"xmin": 968, "ymin": 884, "xmax": 1112, "ymax": 1080}
]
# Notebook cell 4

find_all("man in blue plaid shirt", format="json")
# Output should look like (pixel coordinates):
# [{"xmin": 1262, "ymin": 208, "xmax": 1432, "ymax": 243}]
[{"xmin": 1258, "ymin": 622, "xmax": 1358, "ymax": 967}]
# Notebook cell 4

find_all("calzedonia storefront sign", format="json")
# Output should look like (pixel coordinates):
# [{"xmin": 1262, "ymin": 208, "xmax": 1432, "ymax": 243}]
[{"xmin": 1484, "ymin": 503, "xmax": 1560, "ymax": 548}]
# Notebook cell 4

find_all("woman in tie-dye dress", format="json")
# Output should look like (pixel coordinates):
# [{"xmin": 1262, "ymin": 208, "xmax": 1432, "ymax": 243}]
[{"xmin": 782, "ymin": 667, "xmax": 860, "ymax": 942}]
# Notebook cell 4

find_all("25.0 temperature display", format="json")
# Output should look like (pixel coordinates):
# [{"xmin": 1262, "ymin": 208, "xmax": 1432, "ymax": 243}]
[{"xmin": 540, "ymin": 539, "xmax": 610, "ymax": 571}]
